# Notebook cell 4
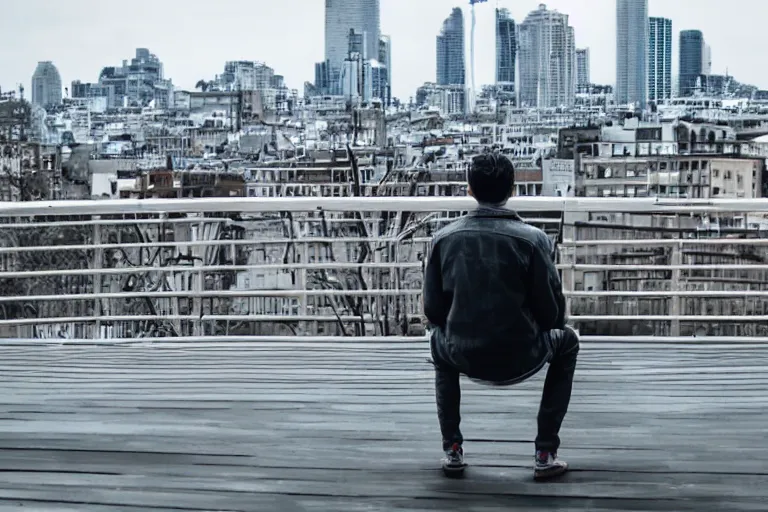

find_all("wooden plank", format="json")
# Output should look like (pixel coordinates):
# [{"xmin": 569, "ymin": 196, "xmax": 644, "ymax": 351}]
[{"xmin": 0, "ymin": 342, "xmax": 764, "ymax": 510}]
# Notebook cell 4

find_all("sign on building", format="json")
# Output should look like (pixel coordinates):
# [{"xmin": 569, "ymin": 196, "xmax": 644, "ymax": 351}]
[{"xmin": 542, "ymin": 159, "xmax": 575, "ymax": 197}]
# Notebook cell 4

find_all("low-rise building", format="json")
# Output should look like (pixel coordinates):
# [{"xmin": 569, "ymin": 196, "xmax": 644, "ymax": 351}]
[{"xmin": 578, "ymin": 154, "xmax": 763, "ymax": 199}]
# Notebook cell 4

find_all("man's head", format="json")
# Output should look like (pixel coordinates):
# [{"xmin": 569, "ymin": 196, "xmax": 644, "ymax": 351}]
[{"xmin": 467, "ymin": 153, "xmax": 515, "ymax": 205}]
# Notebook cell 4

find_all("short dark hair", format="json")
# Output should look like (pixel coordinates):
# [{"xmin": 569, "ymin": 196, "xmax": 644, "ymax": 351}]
[{"xmin": 467, "ymin": 153, "xmax": 515, "ymax": 204}]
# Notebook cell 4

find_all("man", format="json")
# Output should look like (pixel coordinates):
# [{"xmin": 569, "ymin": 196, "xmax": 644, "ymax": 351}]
[{"xmin": 423, "ymin": 153, "xmax": 579, "ymax": 481}]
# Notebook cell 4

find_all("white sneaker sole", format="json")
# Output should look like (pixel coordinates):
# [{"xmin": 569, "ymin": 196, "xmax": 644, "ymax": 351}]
[{"xmin": 534, "ymin": 462, "xmax": 568, "ymax": 481}]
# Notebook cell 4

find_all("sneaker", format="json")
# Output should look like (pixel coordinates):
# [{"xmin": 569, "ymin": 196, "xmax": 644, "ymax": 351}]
[
  {"xmin": 534, "ymin": 450, "xmax": 568, "ymax": 480},
  {"xmin": 441, "ymin": 442, "xmax": 467, "ymax": 476}
]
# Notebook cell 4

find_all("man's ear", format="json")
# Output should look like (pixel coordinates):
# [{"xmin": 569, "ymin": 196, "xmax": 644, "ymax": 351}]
[{"xmin": 467, "ymin": 185, "xmax": 474, "ymax": 198}]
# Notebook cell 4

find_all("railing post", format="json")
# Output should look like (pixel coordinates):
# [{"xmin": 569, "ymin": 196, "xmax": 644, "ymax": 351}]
[
  {"xmin": 92, "ymin": 215, "xmax": 102, "ymax": 339},
  {"xmin": 298, "ymin": 241, "xmax": 308, "ymax": 317},
  {"xmin": 560, "ymin": 204, "xmax": 577, "ymax": 329},
  {"xmin": 191, "ymin": 218, "xmax": 203, "ymax": 338},
  {"xmin": 669, "ymin": 242, "xmax": 682, "ymax": 337},
  {"xmin": 561, "ymin": 250, "xmax": 574, "ymax": 325},
  {"xmin": 560, "ymin": 228, "xmax": 574, "ymax": 327}
]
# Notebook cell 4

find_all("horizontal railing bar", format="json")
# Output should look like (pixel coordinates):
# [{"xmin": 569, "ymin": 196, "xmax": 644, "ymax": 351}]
[
  {"xmin": 2, "ymin": 335, "xmax": 768, "ymax": 345},
  {"xmin": 0, "ymin": 218, "xmax": 232, "ymax": 229},
  {"xmin": 5, "ymin": 236, "xmax": 768, "ymax": 256},
  {"xmin": 5, "ymin": 289, "xmax": 768, "ymax": 301},
  {"xmin": 0, "ymin": 289, "xmax": 423, "ymax": 302},
  {"xmin": 2, "ymin": 314, "xmax": 765, "ymax": 327},
  {"xmin": 2, "ymin": 335, "xmax": 429, "ymax": 345},
  {"xmin": 0, "ymin": 237, "xmax": 432, "ymax": 254},
  {"xmin": 578, "ymin": 336, "xmax": 768, "ymax": 344},
  {"xmin": 0, "ymin": 217, "xmax": 561, "ymax": 230},
  {"xmin": 557, "ymin": 264, "xmax": 768, "ymax": 271},
  {"xmin": 4, "ymin": 197, "xmax": 768, "ymax": 217},
  {"xmin": 0, "ymin": 314, "xmax": 393, "ymax": 326},
  {"xmin": 0, "ymin": 262, "xmax": 425, "ymax": 278},
  {"xmin": 570, "ymin": 315, "xmax": 768, "ymax": 321},
  {"xmin": 564, "ymin": 238, "xmax": 768, "ymax": 246},
  {"xmin": 567, "ymin": 291, "xmax": 768, "ymax": 297},
  {"xmin": 5, "ymin": 262, "xmax": 768, "ymax": 279}
]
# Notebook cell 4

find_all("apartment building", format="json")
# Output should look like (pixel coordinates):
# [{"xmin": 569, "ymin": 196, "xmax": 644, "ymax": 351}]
[
  {"xmin": 576, "ymin": 48, "xmax": 590, "ymax": 89},
  {"xmin": 579, "ymin": 154, "xmax": 762, "ymax": 199},
  {"xmin": 517, "ymin": 4, "xmax": 576, "ymax": 107},
  {"xmin": 648, "ymin": 17, "xmax": 672, "ymax": 101}
]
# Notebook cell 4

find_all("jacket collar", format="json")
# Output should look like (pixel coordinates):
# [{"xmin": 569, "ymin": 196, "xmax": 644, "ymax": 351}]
[{"xmin": 467, "ymin": 203, "xmax": 524, "ymax": 222}]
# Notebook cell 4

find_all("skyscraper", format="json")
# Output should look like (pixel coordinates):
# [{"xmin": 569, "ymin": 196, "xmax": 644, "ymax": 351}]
[
  {"xmin": 517, "ymin": 4, "xmax": 576, "ymax": 107},
  {"xmin": 379, "ymin": 36, "xmax": 391, "ymax": 79},
  {"xmin": 648, "ymin": 17, "xmax": 672, "ymax": 102},
  {"xmin": 378, "ymin": 35, "xmax": 392, "ymax": 103},
  {"xmin": 436, "ymin": 8, "xmax": 465, "ymax": 86},
  {"xmin": 616, "ymin": 0, "xmax": 648, "ymax": 107},
  {"xmin": 679, "ymin": 30, "xmax": 704, "ymax": 96},
  {"xmin": 325, "ymin": 0, "xmax": 380, "ymax": 77},
  {"xmin": 495, "ymin": 8, "xmax": 516, "ymax": 92},
  {"xmin": 31, "ymin": 61, "xmax": 62, "ymax": 108},
  {"xmin": 576, "ymin": 48, "xmax": 591, "ymax": 89}
]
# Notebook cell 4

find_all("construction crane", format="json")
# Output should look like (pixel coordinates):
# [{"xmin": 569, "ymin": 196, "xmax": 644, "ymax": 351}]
[{"xmin": 469, "ymin": 0, "xmax": 488, "ymax": 113}]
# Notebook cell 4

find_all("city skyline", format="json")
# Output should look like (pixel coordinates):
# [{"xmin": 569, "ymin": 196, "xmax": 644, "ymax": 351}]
[{"xmin": 1, "ymin": 0, "xmax": 765, "ymax": 102}]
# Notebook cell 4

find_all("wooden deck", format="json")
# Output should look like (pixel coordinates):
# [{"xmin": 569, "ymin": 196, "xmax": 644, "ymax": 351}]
[{"xmin": 0, "ymin": 340, "xmax": 766, "ymax": 511}]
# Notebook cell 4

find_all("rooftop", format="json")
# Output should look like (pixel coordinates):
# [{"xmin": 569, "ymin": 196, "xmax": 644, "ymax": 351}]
[{"xmin": 1, "ymin": 338, "xmax": 765, "ymax": 510}]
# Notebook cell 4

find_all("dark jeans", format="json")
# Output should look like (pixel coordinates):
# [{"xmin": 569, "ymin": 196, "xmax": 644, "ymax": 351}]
[{"xmin": 431, "ymin": 327, "xmax": 579, "ymax": 453}]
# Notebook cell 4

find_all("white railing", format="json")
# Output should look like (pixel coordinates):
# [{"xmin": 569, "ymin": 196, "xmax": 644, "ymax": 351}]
[{"xmin": 3, "ymin": 197, "xmax": 768, "ymax": 343}]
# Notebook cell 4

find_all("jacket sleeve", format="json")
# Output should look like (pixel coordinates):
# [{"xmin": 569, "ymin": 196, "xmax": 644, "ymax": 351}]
[
  {"xmin": 423, "ymin": 239, "xmax": 448, "ymax": 328},
  {"xmin": 529, "ymin": 235, "xmax": 566, "ymax": 331}
]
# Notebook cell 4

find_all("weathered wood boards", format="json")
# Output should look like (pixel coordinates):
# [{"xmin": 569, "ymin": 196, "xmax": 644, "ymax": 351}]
[{"xmin": 0, "ymin": 341, "xmax": 765, "ymax": 511}]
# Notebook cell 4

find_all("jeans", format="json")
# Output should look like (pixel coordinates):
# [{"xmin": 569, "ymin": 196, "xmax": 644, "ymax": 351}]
[{"xmin": 431, "ymin": 327, "xmax": 579, "ymax": 452}]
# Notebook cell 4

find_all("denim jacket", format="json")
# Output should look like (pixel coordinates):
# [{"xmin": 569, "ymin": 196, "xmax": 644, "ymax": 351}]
[{"xmin": 423, "ymin": 205, "xmax": 566, "ymax": 382}]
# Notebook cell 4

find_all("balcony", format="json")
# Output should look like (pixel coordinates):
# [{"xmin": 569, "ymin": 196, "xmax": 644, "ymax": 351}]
[
  {"xmin": 1, "ymin": 197, "xmax": 767, "ymax": 509},
  {"xmin": 2, "ymin": 196, "xmax": 768, "ymax": 342}
]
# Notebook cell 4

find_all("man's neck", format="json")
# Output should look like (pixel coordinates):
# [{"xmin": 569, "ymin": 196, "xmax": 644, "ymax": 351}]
[{"xmin": 477, "ymin": 200, "xmax": 509, "ymax": 209}]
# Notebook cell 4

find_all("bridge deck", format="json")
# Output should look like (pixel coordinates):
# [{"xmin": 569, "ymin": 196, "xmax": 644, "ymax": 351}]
[{"xmin": 0, "ymin": 340, "xmax": 766, "ymax": 511}]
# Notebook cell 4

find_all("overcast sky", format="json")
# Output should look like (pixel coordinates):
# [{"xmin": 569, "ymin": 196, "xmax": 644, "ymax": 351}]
[{"xmin": 0, "ymin": 0, "xmax": 763, "ymax": 101}]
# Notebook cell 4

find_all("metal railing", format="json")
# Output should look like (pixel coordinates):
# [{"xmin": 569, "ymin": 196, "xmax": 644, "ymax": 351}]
[{"xmin": 3, "ymin": 197, "xmax": 768, "ymax": 343}]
